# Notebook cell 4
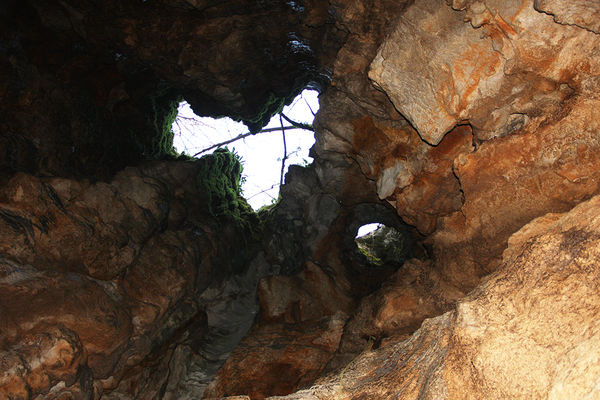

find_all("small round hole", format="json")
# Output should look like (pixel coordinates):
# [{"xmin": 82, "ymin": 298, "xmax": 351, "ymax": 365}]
[{"xmin": 355, "ymin": 223, "xmax": 409, "ymax": 267}]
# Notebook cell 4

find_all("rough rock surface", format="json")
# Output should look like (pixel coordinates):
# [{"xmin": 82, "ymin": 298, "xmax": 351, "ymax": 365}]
[
  {"xmin": 198, "ymin": 0, "xmax": 600, "ymax": 397},
  {"xmin": 366, "ymin": 0, "xmax": 600, "ymax": 290},
  {"xmin": 203, "ymin": 262, "xmax": 354, "ymax": 399},
  {"xmin": 204, "ymin": 312, "xmax": 348, "ymax": 400},
  {"xmin": 0, "ymin": 161, "xmax": 265, "ymax": 399},
  {"xmin": 370, "ymin": 0, "xmax": 596, "ymax": 144},
  {"xmin": 0, "ymin": 0, "xmax": 341, "ymax": 178},
  {"xmin": 535, "ymin": 0, "xmax": 600, "ymax": 33},
  {"xmin": 324, "ymin": 259, "xmax": 463, "ymax": 374},
  {"xmin": 276, "ymin": 194, "xmax": 600, "ymax": 399},
  {"xmin": 1, "ymin": 0, "xmax": 600, "ymax": 399}
]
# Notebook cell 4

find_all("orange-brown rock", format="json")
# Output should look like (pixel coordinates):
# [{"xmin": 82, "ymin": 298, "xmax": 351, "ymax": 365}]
[
  {"xmin": 534, "ymin": 0, "xmax": 600, "ymax": 33},
  {"xmin": 258, "ymin": 262, "xmax": 354, "ymax": 324},
  {"xmin": 275, "ymin": 194, "xmax": 600, "ymax": 399},
  {"xmin": 366, "ymin": 0, "xmax": 600, "ymax": 291},
  {"xmin": 203, "ymin": 312, "xmax": 347, "ymax": 400},
  {"xmin": 325, "ymin": 259, "xmax": 464, "ymax": 373},
  {"xmin": 0, "ymin": 326, "xmax": 86, "ymax": 399},
  {"xmin": 430, "ymin": 94, "xmax": 600, "ymax": 290},
  {"xmin": 2, "ymin": 0, "xmax": 600, "ymax": 398},
  {"xmin": 0, "ymin": 161, "xmax": 258, "ymax": 399},
  {"xmin": 369, "ymin": 0, "xmax": 598, "ymax": 144},
  {"xmin": 203, "ymin": 262, "xmax": 353, "ymax": 399}
]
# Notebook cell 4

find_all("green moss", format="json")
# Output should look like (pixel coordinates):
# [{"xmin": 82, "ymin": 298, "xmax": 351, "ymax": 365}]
[
  {"xmin": 146, "ymin": 90, "xmax": 181, "ymax": 158},
  {"xmin": 356, "ymin": 242, "xmax": 384, "ymax": 266},
  {"xmin": 355, "ymin": 225, "xmax": 408, "ymax": 267},
  {"xmin": 243, "ymin": 92, "xmax": 286, "ymax": 133},
  {"xmin": 196, "ymin": 148, "xmax": 258, "ymax": 232}
]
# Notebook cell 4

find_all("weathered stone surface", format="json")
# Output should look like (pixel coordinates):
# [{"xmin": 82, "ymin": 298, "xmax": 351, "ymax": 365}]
[
  {"xmin": 0, "ymin": 161, "xmax": 262, "ymax": 399},
  {"xmin": 380, "ymin": 123, "xmax": 473, "ymax": 234},
  {"xmin": 534, "ymin": 0, "xmax": 600, "ymax": 33},
  {"xmin": 203, "ymin": 312, "xmax": 348, "ymax": 400},
  {"xmin": 430, "ymin": 94, "xmax": 600, "ymax": 290},
  {"xmin": 275, "ymin": 194, "xmax": 600, "ymax": 399},
  {"xmin": 0, "ymin": 265, "xmax": 131, "ymax": 380},
  {"xmin": 0, "ymin": 0, "xmax": 342, "ymax": 178},
  {"xmin": 325, "ymin": 259, "xmax": 464, "ymax": 373},
  {"xmin": 202, "ymin": 261, "xmax": 353, "ymax": 399},
  {"xmin": 2, "ymin": 0, "xmax": 600, "ymax": 398},
  {"xmin": 0, "ymin": 167, "xmax": 172, "ymax": 280},
  {"xmin": 369, "ymin": 0, "xmax": 598, "ymax": 144},
  {"xmin": 0, "ymin": 326, "xmax": 86, "ymax": 399},
  {"xmin": 364, "ymin": 0, "xmax": 600, "ymax": 291},
  {"xmin": 258, "ymin": 262, "xmax": 354, "ymax": 324}
]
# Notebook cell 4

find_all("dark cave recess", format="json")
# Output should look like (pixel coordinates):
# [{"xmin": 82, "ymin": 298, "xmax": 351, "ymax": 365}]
[{"xmin": 0, "ymin": 0, "xmax": 343, "ymax": 179}]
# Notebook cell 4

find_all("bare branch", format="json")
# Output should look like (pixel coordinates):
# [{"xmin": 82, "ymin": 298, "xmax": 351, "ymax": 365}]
[
  {"xmin": 174, "ymin": 119, "xmax": 183, "ymax": 133},
  {"xmin": 176, "ymin": 115, "xmax": 201, "ymax": 121},
  {"xmin": 279, "ymin": 114, "xmax": 288, "ymax": 188},
  {"xmin": 304, "ymin": 97, "xmax": 316, "ymax": 116},
  {"xmin": 192, "ymin": 125, "xmax": 305, "ymax": 157},
  {"xmin": 246, "ymin": 183, "xmax": 280, "ymax": 200},
  {"xmin": 280, "ymin": 113, "xmax": 313, "ymax": 131}
]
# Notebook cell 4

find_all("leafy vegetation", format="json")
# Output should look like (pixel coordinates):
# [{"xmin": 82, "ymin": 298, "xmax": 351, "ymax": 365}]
[{"xmin": 148, "ymin": 95, "xmax": 180, "ymax": 158}]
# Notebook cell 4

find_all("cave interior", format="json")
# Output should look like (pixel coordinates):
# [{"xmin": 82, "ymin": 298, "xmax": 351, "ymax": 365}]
[{"xmin": 1, "ymin": 0, "xmax": 600, "ymax": 399}]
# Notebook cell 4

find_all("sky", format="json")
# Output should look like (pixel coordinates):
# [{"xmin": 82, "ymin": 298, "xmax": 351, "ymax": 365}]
[
  {"xmin": 172, "ymin": 89, "xmax": 319, "ymax": 210},
  {"xmin": 357, "ymin": 223, "xmax": 381, "ymax": 237},
  {"xmin": 172, "ymin": 89, "xmax": 379, "ymax": 238}
]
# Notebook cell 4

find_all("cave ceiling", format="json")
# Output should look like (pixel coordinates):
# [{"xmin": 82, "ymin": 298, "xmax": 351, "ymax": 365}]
[{"xmin": 1, "ymin": 0, "xmax": 600, "ymax": 399}]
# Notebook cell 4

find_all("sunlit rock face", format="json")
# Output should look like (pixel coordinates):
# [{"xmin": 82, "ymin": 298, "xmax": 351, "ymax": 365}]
[
  {"xmin": 1, "ymin": 0, "xmax": 600, "ymax": 399},
  {"xmin": 269, "ymin": 0, "xmax": 600, "ymax": 398},
  {"xmin": 275, "ymin": 194, "xmax": 600, "ymax": 399},
  {"xmin": 367, "ymin": 0, "xmax": 600, "ymax": 291}
]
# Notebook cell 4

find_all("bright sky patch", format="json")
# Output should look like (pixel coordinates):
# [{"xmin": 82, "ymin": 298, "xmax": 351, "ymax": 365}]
[{"xmin": 173, "ymin": 90, "xmax": 319, "ymax": 210}]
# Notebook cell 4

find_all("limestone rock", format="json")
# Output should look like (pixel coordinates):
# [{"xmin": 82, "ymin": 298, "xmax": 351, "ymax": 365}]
[
  {"xmin": 0, "ymin": 0, "xmax": 342, "ymax": 178},
  {"xmin": 0, "ymin": 161, "xmax": 262, "ymax": 399},
  {"xmin": 430, "ymin": 94, "xmax": 600, "ymax": 290},
  {"xmin": 203, "ymin": 261, "xmax": 353, "ymax": 399},
  {"xmin": 2, "ymin": 0, "xmax": 600, "ymax": 398},
  {"xmin": 534, "ymin": 0, "xmax": 600, "ymax": 33},
  {"xmin": 369, "ymin": 0, "xmax": 598, "ymax": 143},
  {"xmin": 364, "ymin": 0, "xmax": 600, "ymax": 290},
  {"xmin": 274, "ymin": 194, "xmax": 600, "ymax": 399},
  {"xmin": 325, "ymin": 259, "xmax": 464, "ymax": 373},
  {"xmin": 203, "ymin": 312, "xmax": 348, "ymax": 400},
  {"xmin": 258, "ymin": 262, "xmax": 354, "ymax": 324}
]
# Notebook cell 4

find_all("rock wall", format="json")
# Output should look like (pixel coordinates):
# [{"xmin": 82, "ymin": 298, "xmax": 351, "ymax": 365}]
[
  {"xmin": 206, "ymin": 0, "xmax": 600, "ymax": 398},
  {"xmin": 369, "ymin": 0, "xmax": 600, "ymax": 290},
  {"xmin": 0, "ymin": 161, "xmax": 257, "ymax": 398},
  {"xmin": 0, "ymin": 0, "xmax": 340, "ymax": 178},
  {"xmin": 275, "ymin": 194, "xmax": 600, "ymax": 399},
  {"xmin": 1, "ymin": 0, "xmax": 600, "ymax": 399}
]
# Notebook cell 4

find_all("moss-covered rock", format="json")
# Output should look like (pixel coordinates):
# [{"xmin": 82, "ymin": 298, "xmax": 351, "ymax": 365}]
[
  {"xmin": 196, "ymin": 148, "xmax": 258, "ymax": 232},
  {"xmin": 355, "ymin": 225, "xmax": 409, "ymax": 267}
]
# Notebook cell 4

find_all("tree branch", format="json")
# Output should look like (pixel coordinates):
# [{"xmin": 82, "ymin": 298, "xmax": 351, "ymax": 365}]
[
  {"xmin": 191, "ymin": 125, "xmax": 305, "ymax": 157},
  {"xmin": 246, "ymin": 183, "xmax": 280, "ymax": 200},
  {"xmin": 280, "ymin": 113, "xmax": 313, "ymax": 131},
  {"xmin": 304, "ymin": 97, "xmax": 316, "ymax": 116},
  {"xmin": 279, "ymin": 114, "xmax": 288, "ymax": 188}
]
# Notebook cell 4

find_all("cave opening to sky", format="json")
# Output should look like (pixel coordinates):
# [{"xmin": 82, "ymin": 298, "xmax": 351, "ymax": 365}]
[
  {"xmin": 356, "ymin": 223, "xmax": 381, "ymax": 238},
  {"xmin": 355, "ymin": 223, "xmax": 408, "ymax": 267},
  {"xmin": 172, "ymin": 90, "xmax": 318, "ymax": 210}
]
